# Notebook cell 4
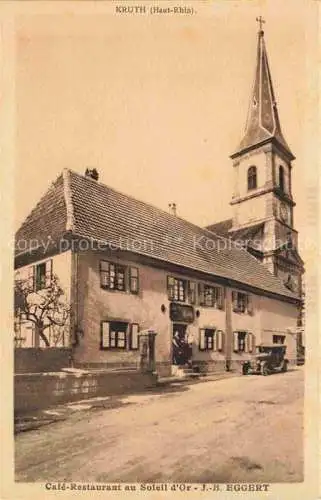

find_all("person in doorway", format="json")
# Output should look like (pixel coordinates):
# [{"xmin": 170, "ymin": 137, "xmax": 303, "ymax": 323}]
[
  {"xmin": 172, "ymin": 330, "xmax": 184, "ymax": 365},
  {"xmin": 186, "ymin": 330, "xmax": 194, "ymax": 367}
]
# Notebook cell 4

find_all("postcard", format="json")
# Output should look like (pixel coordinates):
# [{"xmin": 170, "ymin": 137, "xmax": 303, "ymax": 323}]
[{"xmin": 1, "ymin": 1, "xmax": 319, "ymax": 499}]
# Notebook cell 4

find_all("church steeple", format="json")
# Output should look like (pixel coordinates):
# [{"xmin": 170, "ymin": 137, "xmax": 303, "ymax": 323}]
[{"xmin": 232, "ymin": 21, "xmax": 295, "ymax": 161}]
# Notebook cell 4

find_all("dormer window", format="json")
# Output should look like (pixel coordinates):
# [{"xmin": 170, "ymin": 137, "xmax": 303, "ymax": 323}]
[
  {"xmin": 279, "ymin": 165, "xmax": 285, "ymax": 192},
  {"xmin": 247, "ymin": 166, "xmax": 257, "ymax": 190}
]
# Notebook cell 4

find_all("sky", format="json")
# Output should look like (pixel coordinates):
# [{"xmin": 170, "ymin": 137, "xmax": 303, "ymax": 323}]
[{"xmin": 14, "ymin": 1, "xmax": 318, "ymax": 261}]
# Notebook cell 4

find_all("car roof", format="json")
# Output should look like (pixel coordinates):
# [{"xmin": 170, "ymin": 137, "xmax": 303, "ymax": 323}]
[{"xmin": 258, "ymin": 343, "xmax": 287, "ymax": 348}]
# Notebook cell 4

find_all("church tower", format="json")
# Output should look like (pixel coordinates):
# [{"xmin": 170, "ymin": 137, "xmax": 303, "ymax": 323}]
[{"xmin": 229, "ymin": 20, "xmax": 304, "ymax": 293}]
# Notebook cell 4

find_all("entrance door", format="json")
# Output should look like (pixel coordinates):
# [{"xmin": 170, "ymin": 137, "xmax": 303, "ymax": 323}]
[{"xmin": 172, "ymin": 324, "xmax": 190, "ymax": 366}]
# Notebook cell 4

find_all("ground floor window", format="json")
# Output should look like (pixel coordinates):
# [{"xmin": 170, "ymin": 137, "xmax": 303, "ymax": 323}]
[
  {"xmin": 101, "ymin": 321, "xmax": 140, "ymax": 350},
  {"xmin": 233, "ymin": 331, "xmax": 253, "ymax": 353},
  {"xmin": 101, "ymin": 321, "xmax": 128, "ymax": 349},
  {"xmin": 199, "ymin": 329, "xmax": 224, "ymax": 351}
]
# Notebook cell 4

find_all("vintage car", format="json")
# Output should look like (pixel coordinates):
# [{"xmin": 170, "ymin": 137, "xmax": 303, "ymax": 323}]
[{"xmin": 242, "ymin": 344, "xmax": 289, "ymax": 376}]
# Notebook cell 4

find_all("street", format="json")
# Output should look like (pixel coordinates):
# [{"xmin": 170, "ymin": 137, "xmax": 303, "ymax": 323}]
[{"xmin": 15, "ymin": 368, "xmax": 304, "ymax": 483}]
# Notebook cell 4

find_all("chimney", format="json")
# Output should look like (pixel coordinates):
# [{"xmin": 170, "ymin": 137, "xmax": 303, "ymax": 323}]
[
  {"xmin": 85, "ymin": 168, "xmax": 99, "ymax": 181},
  {"xmin": 168, "ymin": 203, "xmax": 177, "ymax": 216}
]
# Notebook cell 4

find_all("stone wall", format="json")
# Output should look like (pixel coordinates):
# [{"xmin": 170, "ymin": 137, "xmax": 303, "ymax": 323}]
[
  {"xmin": 15, "ymin": 348, "xmax": 72, "ymax": 374},
  {"xmin": 14, "ymin": 370, "xmax": 157, "ymax": 414}
]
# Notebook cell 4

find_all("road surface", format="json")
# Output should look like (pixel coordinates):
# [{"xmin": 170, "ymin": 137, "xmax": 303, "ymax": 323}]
[{"xmin": 15, "ymin": 367, "xmax": 303, "ymax": 483}]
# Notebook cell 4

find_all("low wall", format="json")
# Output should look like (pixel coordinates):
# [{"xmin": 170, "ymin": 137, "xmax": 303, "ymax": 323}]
[
  {"xmin": 15, "ymin": 370, "xmax": 157, "ymax": 414},
  {"xmin": 15, "ymin": 348, "xmax": 72, "ymax": 374}
]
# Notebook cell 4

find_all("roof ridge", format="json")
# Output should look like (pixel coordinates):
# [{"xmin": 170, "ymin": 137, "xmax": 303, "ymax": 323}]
[{"xmin": 62, "ymin": 168, "xmax": 75, "ymax": 231}]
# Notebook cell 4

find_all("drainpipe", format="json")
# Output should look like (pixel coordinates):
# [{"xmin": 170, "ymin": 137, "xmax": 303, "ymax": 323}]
[{"xmin": 225, "ymin": 288, "xmax": 233, "ymax": 371}]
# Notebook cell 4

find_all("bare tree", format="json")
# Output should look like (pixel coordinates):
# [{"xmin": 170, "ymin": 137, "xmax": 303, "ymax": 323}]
[{"xmin": 14, "ymin": 273, "xmax": 70, "ymax": 347}]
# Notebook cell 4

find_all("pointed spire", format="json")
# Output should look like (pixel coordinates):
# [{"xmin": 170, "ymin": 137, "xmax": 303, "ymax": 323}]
[{"xmin": 232, "ymin": 23, "xmax": 295, "ymax": 160}]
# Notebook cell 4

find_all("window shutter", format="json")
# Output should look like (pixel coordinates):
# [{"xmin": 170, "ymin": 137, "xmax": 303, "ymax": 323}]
[
  {"xmin": 251, "ymin": 334, "xmax": 256, "ymax": 353},
  {"xmin": 248, "ymin": 332, "xmax": 253, "ymax": 353},
  {"xmin": 167, "ymin": 276, "xmax": 174, "ymax": 300},
  {"xmin": 101, "ymin": 322, "xmax": 110, "ymax": 348},
  {"xmin": 217, "ymin": 288, "xmax": 224, "ymax": 310},
  {"xmin": 199, "ymin": 329, "xmax": 205, "ymax": 350},
  {"xmin": 217, "ymin": 330, "xmax": 223, "ymax": 351},
  {"xmin": 232, "ymin": 291, "xmax": 238, "ymax": 312},
  {"xmin": 247, "ymin": 295, "xmax": 254, "ymax": 315},
  {"xmin": 244, "ymin": 333, "xmax": 249, "ymax": 353},
  {"xmin": 188, "ymin": 281, "xmax": 196, "ymax": 304},
  {"xmin": 28, "ymin": 266, "xmax": 35, "ymax": 291},
  {"xmin": 233, "ymin": 331, "xmax": 239, "ymax": 352},
  {"xmin": 129, "ymin": 267, "xmax": 139, "ymax": 294},
  {"xmin": 213, "ymin": 331, "xmax": 218, "ymax": 351},
  {"xmin": 45, "ymin": 260, "xmax": 53, "ymax": 287},
  {"xmin": 198, "ymin": 283, "xmax": 205, "ymax": 306},
  {"xmin": 130, "ymin": 323, "xmax": 139, "ymax": 350}
]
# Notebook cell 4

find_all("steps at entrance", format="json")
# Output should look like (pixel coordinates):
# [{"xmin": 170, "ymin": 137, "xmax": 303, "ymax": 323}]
[{"xmin": 171, "ymin": 365, "xmax": 201, "ymax": 379}]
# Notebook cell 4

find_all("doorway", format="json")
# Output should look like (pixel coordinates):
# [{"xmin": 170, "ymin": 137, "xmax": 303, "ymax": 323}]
[{"xmin": 172, "ymin": 323, "xmax": 191, "ymax": 366}]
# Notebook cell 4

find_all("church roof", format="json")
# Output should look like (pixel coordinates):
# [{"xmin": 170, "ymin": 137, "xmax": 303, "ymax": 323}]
[
  {"xmin": 231, "ymin": 30, "xmax": 295, "ymax": 160},
  {"xmin": 15, "ymin": 169, "xmax": 299, "ymax": 302},
  {"xmin": 206, "ymin": 220, "xmax": 265, "ymax": 244}
]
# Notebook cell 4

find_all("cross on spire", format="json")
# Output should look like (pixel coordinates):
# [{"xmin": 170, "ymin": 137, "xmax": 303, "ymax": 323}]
[{"xmin": 256, "ymin": 16, "xmax": 265, "ymax": 32}]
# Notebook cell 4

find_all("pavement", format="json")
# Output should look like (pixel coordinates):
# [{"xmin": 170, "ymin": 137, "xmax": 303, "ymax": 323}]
[
  {"xmin": 15, "ymin": 366, "xmax": 304, "ymax": 483},
  {"xmin": 14, "ymin": 370, "xmax": 237, "ymax": 434}
]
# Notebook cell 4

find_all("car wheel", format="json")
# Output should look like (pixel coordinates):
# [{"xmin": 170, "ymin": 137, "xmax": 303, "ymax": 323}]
[
  {"xmin": 242, "ymin": 364, "xmax": 249, "ymax": 375},
  {"xmin": 282, "ymin": 361, "xmax": 288, "ymax": 372},
  {"xmin": 261, "ymin": 363, "xmax": 269, "ymax": 376}
]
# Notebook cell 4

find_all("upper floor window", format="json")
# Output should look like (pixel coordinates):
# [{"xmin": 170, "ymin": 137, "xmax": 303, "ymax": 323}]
[
  {"xmin": 28, "ymin": 259, "xmax": 52, "ymax": 291},
  {"xmin": 247, "ymin": 166, "xmax": 257, "ymax": 190},
  {"xmin": 199, "ymin": 283, "xmax": 224, "ymax": 309},
  {"xmin": 167, "ymin": 276, "xmax": 186, "ymax": 302},
  {"xmin": 232, "ymin": 291, "xmax": 254, "ymax": 315},
  {"xmin": 279, "ymin": 165, "xmax": 285, "ymax": 192},
  {"xmin": 35, "ymin": 263, "xmax": 46, "ymax": 291},
  {"xmin": 100, "ymin": 261, "xmax": 139, "ymax": 294}
]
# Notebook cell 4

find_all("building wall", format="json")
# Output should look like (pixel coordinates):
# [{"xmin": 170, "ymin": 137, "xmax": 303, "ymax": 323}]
[
  {"xmin": 260, "ymin": 296, "xmax": 298, "ymax": 363},
  {"xmin": 15, "ymin": 251, "xmax": 72, "ymax": 347},
  {"xmin": 72, "ymin": 250, "xmax": 298, "ymax": 375}
]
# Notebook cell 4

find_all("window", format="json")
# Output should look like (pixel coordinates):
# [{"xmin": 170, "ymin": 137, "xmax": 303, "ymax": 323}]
[
  {"xmin": 35, "ymin": 263, "xmax": 46, "ymax": 291},
  {"xmin": 34, "ymin": 260, "xmax": 52, "ymax": 291},
  {"xmin": 279, "ymin": 165, "xmax": 285, "ymax": 192},
  {"xmin": 100, "ymin": 261, "xmax": 139, "ymax": 293},
  {"xmin": 247, "ymin": 166, "xmax": 257, "ymax": 190},
  {"xmin": 199, "ymin": 329, "xmax": 224, "ymax": 351},
  {"xmin": 273, "ymin": 335, "xmax": 285, "ymax": 344},
  {"xmin": 199, "ymin": 284, "xmax": 224, "ymax": 309},
  {"xmin": 101, "ymin": 321, "xmax": 128, "ymax": 349},
  {"xmin": 167, "ymin": 276, "xmax": 186, "ymax": 302},
  {"xmin": 199, "ymin": 328, "xmax": 215, "ymax": 351},
  {"xmin": 232, "ymin": 291, "xmax": 253, "ymax": 315},
  {"xmin": 233, "ymin": 331, "xmax": 253, "ymax": 352}
]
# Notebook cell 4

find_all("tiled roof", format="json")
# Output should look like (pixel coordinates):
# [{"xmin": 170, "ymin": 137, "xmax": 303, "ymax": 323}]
[
  {"xmin": 15, "ymin": 174, "xmax": 67, "ymax": 254},
  {"xmin": 15, "ymin": 169, "xmax": 299, "ymax": 301},
  {"xmin": 206, "ymin": 220, "xmax": 264, "ymax": 246},
  {"xmin": 206, "ymin": 219, "xmax": 233, "ymax": 239}
]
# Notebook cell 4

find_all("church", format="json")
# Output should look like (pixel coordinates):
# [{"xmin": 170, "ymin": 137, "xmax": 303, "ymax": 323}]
[{"xmin": 14, "ymin": 25, "xmax": 304, "ymax": 377}]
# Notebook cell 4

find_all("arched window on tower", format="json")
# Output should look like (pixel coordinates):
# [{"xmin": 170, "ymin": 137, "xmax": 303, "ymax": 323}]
[
  {"xmin": 279, "ymin": 165, "xmax": 285, "ymax": 192},
  {"xmin": 247, "ymin": 166, "xmax": 257, "ymax": 191}
]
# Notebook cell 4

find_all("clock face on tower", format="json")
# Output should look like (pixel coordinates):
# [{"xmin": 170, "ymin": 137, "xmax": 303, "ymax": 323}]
[{"xmin": 280, "ymin": 202, "xmax": 289, "ymax": 224}]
